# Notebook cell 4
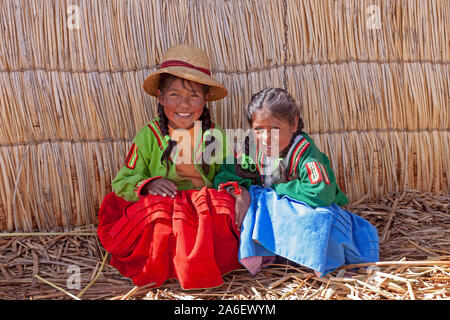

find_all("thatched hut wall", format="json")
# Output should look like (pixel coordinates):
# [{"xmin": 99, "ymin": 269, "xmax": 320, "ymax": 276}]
[{"xmin": 0, "ymin": 0, "xmax": 448, "ymax": 231}]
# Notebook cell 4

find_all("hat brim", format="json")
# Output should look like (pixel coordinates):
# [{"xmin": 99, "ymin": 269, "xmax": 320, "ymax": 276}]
[{"xmin": 142, "ymin": 66, "xmax": 228, "ymax": 101}]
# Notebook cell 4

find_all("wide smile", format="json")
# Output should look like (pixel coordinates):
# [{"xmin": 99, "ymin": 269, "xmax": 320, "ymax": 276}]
[{"xmin": 175, "ymin": 112, "xmax": 193, "ymax": 119}]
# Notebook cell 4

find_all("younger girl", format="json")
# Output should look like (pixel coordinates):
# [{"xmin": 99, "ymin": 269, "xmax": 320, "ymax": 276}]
[
  {"xmin": 97, "ymin": 45, "xmax": 241, "ymax": 289},
  {"xmin": 214, "ymin": 87, "xmax": 379, "ymax": 277}
]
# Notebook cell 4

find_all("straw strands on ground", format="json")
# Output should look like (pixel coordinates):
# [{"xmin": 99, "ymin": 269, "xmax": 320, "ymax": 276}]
[
  {"xmin": 0, "ymin": 1, "xmax": 448, "ymax": 233},
  {"xmin": 0, "ymin": 190, "xmax": 448, "ymax": 300}
]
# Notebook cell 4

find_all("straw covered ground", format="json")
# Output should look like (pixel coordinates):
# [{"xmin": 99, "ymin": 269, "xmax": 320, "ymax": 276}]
[{"xmin": 0, "ymin": 190, "xmax": 448, "ymax": 300}]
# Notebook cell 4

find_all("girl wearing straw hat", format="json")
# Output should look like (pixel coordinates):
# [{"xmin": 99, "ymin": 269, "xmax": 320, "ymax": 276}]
[
  {"xmin": 97, "ymin": 45, "xmax": 241, "ymax": 290},
  {"xmin": 214, "ymin": 87, "xmax": 379, "ymax": 278}
]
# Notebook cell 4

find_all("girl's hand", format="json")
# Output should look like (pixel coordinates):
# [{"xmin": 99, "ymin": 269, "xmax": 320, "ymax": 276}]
[
  {"xmin": 144, "ymin": 178, "xmax": 177, "ymax": 198},
  {"xmin": 228, "ymin": 187, "xmax": 251, "ymax": 231}
]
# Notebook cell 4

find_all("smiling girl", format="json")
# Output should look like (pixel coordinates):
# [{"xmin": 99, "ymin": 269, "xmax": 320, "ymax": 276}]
[
  {"xmin": 97, "ymin": 45, "xmax": 241, "ymax": 290},
  {"xmin": 214, "ymin": 87, "xmax": 379, "ymax": 277}
]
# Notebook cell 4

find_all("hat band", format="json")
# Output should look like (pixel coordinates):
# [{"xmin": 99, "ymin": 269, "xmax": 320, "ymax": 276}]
[{"xmin": 160, "ymin": 60, "xmax": 211, "ymax": 76}]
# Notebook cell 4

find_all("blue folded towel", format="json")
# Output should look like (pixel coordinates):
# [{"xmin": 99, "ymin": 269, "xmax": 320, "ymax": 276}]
[{"xmin": 239, "ymin": 185, "xmax": 380, "ymax": 276}]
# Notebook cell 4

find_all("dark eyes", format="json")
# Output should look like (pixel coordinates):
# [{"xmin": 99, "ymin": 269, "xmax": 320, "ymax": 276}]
[
  {"xmin": 168, "ymin": 92, "xmax": 200, "ymax": 98},
  {"xmin": 254, "ymin": 127, "xmax": 280, "ymax": 131}
]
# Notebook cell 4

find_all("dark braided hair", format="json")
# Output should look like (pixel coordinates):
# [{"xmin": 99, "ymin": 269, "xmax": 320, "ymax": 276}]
[
  {"xmin": 157, "ymin": 74, "xmax": 215, "ymax": 176},
  {"xmin": 198, "ymin": 106, "xmax": 216, "ymax": 175},
  {"xmin": 236, "ymin": 87, "xmax": 305, "ymax": 182},
  {"xmin": 157, "ymin": 103, "xmax": 179, "ymax": 173}
]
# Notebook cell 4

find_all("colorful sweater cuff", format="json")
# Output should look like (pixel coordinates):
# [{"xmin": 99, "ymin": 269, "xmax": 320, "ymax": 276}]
[
  {"xmin": 135, "ymin": 176, "xmax": 162, "ymax": 198},
  {"xmin": 218, "ymin": 181, "xmax": 242, "ymax": 195}
]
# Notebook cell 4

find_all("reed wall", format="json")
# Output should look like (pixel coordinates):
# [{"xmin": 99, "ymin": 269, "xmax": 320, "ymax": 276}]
[{"xmin": 0, "ymin": 0, "xmax": 448, "ymax": 231}]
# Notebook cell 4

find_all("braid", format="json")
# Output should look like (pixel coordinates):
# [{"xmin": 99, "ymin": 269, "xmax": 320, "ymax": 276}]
[
  {"xmin": 272, "ymin": 117, "xmax": 305, "ymax": 183},
  {"xmin": 200, "ymin": 107, "xmax": 214, "ymax": 175},
  {"xmin": 157, "ymin": 103, "xmax": 177, "ymax": 175},
  {"xmin": 279, "ymin": 117, "xmax": 304, "ymax": 158}
]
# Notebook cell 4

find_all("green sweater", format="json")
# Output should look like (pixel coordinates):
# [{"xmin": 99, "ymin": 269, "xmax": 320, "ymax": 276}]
[
  {"xmin": 112, "ymin": 118, "xmax": 230, "ymax": 202},
  {"xmin": 213, "ymin": 132, "xmax": 348, "ymax": 208}
]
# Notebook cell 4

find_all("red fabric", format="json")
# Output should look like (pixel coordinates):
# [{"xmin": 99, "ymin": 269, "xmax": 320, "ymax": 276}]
[
  {"xmin": 160, "ymin": 60, "xmax": 212, "ymax": 76},
  {"xmin": 97, "ymin": 188, "xmax": 241, "ymax": 289}
]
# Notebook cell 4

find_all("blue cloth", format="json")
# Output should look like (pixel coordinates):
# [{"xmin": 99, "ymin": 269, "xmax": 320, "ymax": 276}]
[{"xmin": 239, "ymin": 185, "xmax": 380, "ymax": 276}]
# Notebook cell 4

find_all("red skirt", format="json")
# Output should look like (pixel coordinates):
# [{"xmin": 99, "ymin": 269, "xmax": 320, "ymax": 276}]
[{"xmin": 97, "ymin": 187, "xmax": 242, "ymax": 289}]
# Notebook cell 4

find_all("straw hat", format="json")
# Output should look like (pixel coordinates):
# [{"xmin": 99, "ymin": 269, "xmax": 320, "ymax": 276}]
[{"xmin": 143, "ymin": 44, "xmax": 228, "ymax": 101}]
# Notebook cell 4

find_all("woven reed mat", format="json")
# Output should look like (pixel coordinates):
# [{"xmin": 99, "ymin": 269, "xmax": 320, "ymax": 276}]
[{"xmin": 0, "ymin": 190, "xmax": 448, "ymax": 300}]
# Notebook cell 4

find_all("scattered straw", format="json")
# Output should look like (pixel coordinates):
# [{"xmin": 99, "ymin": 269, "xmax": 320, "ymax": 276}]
[
  {"xmin": 76, "ymin": 252, "xmax": 109, "ymax": 298},
  {"xmin": 0, "ymin": 191, "xmax": 448, "ymax": 300},
  {"xmin": 34, "ymin": 275, "xmax": 81, "ymax": 300}
]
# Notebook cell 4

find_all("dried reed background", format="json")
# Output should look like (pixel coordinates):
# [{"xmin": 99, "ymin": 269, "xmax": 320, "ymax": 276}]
[{"xmin": 0, "ymin": 0, "xmax": 449, "ymax": 231}]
